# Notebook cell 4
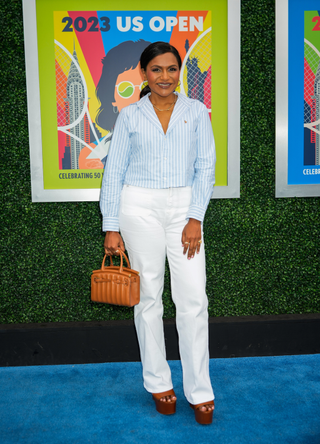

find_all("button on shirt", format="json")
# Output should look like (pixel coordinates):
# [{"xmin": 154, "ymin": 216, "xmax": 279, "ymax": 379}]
[{"xmin": 100, "ymin": 92, "xmax": 216, "ymax": 232}]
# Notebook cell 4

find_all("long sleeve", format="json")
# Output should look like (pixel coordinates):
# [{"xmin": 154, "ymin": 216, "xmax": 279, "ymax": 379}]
[
  {"xmin": 100, "ymin": 110, "xmax": 131, "ymax": 232},
  {"xmin": 99, "ymin": 93, "xmax": 216, "ymax": 231},
  {"xmin": 186, "ymin": 107, "xmax": 216, "ymax": 222}
]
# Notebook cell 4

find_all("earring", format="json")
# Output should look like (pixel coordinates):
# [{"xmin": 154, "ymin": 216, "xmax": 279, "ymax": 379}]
[
  {"xmin": 113, "ymin": 105, "xmax": 118, "ymax": 114},
  {"xmin": 142, "ymin": 81, "xmax": 148, "ymax": 88}
]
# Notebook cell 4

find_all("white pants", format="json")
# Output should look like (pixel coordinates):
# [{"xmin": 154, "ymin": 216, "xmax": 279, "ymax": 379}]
[{"xmin": 119, "ymin": 185, "xmax": 214, "ymax": 405}]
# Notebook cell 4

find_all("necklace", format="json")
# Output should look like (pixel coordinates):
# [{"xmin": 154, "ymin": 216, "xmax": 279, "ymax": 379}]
[{"xmin": 151, "ymin": 95, "xmax": 177, "ymax": 112}]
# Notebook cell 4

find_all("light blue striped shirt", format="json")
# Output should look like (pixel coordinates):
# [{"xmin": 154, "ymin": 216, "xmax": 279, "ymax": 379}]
[{"xmin": 100, "ymin": 92, "xmax": 216, "ymax": 232}]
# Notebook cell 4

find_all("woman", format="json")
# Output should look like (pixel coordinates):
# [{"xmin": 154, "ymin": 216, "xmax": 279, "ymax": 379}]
[{"xmin": 100, "ymin": 42, "xmax": 216, "ymax": 425}]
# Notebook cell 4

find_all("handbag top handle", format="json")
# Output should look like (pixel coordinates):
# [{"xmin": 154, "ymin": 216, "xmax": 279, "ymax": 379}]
[{"xmin": 101, "ymin": 250, "xmax": 131, "ymax": 273}]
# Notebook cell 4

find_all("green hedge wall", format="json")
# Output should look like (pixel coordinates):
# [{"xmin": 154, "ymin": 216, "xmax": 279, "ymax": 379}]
[{"xmin": 0, "ymin": 0, "xmax": 319, "ymax": 324}]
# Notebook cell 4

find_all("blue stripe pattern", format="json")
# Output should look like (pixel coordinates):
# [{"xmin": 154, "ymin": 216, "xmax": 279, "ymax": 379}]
[{"xmin": 100, "ymin": 92, "xmax": 216, "ymax": 231}]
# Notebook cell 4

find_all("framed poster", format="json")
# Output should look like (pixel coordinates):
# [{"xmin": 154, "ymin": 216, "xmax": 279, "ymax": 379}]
[
  {"xmin": 23, "ymin": 0, "xmax": 240, "ymax": 202},
  {"xmin": 276, "ymin": 0, "xmax": 320, "ymax": 197}
]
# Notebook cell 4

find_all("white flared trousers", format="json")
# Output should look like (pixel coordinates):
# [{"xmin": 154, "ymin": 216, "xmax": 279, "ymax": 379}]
[{"xmin": 119, "ymin": 185, "xmax": 214, "ymax": 405}]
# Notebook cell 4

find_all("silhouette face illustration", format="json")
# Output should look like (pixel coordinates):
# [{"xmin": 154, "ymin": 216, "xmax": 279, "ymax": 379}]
[{"xmin": 112, "ymin": 63, "xmax": 144, "ymax": 112}]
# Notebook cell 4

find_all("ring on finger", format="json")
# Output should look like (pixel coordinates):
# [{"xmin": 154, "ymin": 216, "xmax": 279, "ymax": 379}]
[
  {"xmin": 184, "ymin": 242, "xmax": 190, "ymax": 245},
  {"xmin": 198, "ymin": 240, "xmax": 202, "ymax": 244}
]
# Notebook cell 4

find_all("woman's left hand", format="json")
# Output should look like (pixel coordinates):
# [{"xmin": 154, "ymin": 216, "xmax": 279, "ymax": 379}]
[{"xmin": 181, "ymin": 218, "xmax": 202, "ymax": 259}]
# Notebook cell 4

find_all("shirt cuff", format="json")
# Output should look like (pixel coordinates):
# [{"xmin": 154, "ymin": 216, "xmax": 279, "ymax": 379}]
[
  {"xmin": 102, "ymin": 217, "xmax": 120, "ymax": 232},
  {"xmin": 186, "ymin": 205, "xmax": 206, "ymax": 223}
]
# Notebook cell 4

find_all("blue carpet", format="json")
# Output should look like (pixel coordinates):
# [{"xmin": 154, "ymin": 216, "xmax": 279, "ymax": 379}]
[{"xmin": 0, "ymin": 355, "xmax": 320, "ymax": 443}]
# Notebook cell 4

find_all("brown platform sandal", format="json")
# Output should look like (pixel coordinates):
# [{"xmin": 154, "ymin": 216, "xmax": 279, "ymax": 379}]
[
  {"xmin": 152, "ymin": 389, "xmax": 177, "ymax": 415},
  {"xmin": 190, "ymin": 400, "xmax": 214, "ymax": 425}
]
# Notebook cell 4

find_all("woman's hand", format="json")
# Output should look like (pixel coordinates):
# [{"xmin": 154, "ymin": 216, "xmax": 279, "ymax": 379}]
[
  {"xmin": 104, "ymin": 231, "xmax": 125, "ymax": 256},
  {"xmin": 181, "ymin": 218, "xmax": 202, "ymax": 259}
]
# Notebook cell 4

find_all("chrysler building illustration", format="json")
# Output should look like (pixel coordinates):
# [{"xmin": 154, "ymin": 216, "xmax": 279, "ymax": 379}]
[{"xmin": 62, "ymin": 44, "xmax": 90, "ymax": 170}]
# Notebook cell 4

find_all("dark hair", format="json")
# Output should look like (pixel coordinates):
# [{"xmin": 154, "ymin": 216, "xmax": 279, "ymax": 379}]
[
  {"xmin": 95, "ymin": 39, "xmax": 151, "ymax": 131},
  {"xmin": 139, "ymin": 42, "xmax": 182, "ymax": 98}
]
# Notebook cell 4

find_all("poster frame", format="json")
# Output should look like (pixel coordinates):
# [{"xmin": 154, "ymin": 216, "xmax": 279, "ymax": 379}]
[
  {"xmin": 23, "ymin": 0, "xmax": 240, "ymax": 202},
  {"xmin": 276, "ymin": 0, "xmax": 320, "ymax": 197}
]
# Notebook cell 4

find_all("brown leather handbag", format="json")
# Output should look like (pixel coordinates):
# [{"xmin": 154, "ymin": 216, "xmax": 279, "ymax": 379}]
[{"xmin": 91, "ymin": 251, "xmax": 140, "ymax": 307}]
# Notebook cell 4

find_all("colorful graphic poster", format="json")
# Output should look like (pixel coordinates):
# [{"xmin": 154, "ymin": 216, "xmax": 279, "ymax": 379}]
[
  {"xmin": 24, "ymin": 0, "xmax": 237, "ymax": 201},
  {"xmin": 304, "ymin": 11, "xmax": 320, "ymax": 169},
  {"xmin": 288, "ymin": 0, "xmax": 320, "ymax": 185},
  {"xmin": 53, "ymin": 11, "xmax": 212, "ymax": 186}
]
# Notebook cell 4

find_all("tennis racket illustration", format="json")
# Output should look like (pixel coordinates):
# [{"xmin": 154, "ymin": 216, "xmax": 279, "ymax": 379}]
[
  {"xmin": 180, "ymin": 27, "xmax": 211, "ymax": 113},
  {"xmin": 55, "ymin": 40, "xmax": 110, "ymax": 168},
  {"xmin": 304, "ymin": 38, "xmax": 320, "ymax": 136}
]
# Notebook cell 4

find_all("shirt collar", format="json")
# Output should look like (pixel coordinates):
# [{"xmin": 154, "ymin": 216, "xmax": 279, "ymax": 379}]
[{"xmin": 136, "ymin": 92, "xmax": 192, "ymax": 135}]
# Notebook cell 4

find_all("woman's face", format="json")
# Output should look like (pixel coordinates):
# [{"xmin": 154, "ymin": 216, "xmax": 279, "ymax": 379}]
[
  {"xmin": 112, "ymin": 63, "xmax": 144, "ymax": 112},
  {"xmin": 142, "ymin": 52, "xmax": 180, "ymax": 99}
]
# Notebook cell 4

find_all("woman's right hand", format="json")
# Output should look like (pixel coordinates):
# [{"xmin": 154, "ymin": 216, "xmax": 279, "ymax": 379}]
[{"xmin": 104, "ymin": 231, "xmax": 125, "ymax": 256}]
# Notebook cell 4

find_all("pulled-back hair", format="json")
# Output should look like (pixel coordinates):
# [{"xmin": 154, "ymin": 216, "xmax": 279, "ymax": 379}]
[{"xmin": 140, "ymin": 42, "xmax": 182, "ymax": 98}]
